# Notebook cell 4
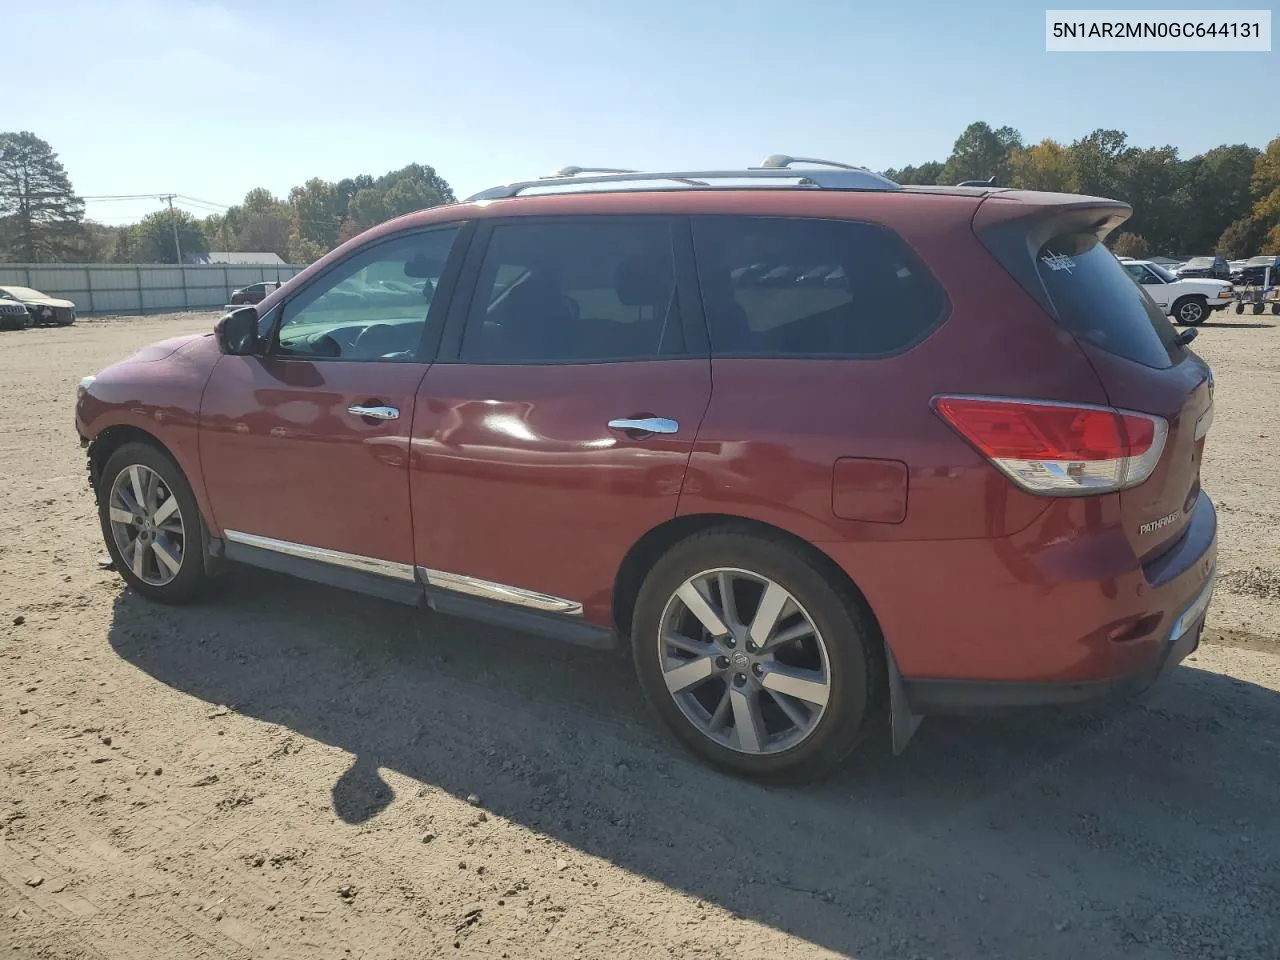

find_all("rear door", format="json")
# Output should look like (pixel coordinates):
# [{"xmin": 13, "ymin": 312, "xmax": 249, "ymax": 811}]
[{"xmin": 408, "ymin": 216, "xmax": 711, "ymax": 627}]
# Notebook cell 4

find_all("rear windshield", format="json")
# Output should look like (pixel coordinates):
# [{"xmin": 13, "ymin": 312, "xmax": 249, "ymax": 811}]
[{"xmin": 1036, "ymin": 234, "xmax": 1185, "ymax": 369}]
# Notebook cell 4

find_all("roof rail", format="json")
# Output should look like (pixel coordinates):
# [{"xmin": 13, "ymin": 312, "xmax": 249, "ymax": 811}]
[
  {"xmin": 466, "ymin": 157, "xmax": 899, "ymax": 201},
  {"xmin": 754, "ymin": 154, "xmax": 867, "ymax": 172},
  {"xmin": 548, "ymin": 166, "xmax": 639, "ymax": 177}
]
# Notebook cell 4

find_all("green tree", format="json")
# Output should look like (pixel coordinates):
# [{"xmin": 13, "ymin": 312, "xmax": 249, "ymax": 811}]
[
  {"xmin": 1117, "ymin": 145, "xmax": 1184, "ymax": 253},
  {"xmin": 347, "ymin": 164, "xmax": 455, "ymax": 231},
  {"xmin": 885, "ymin": 161, "xmax": 943, "ymax": 185},
  {"xmin": 0, "ymin": 131, "xmax": 85, "ymax": 261},
  {"xmin": 1249, "ymin": 137, "xmax": 1280, "ymax": 252},
  {"xmin": 1180, "ymin": 144, "xmax": 1260, "ymax": 253},
  {"xmin": 128, "ymin": 208, "xmax": 209, "ymax": 263},
  {"xmin": 1009, "ymin": 139, "xmax": 1077, "ymax": 192},
  {"xmin": 1215, "ymin": 217, "xmax": 1265, "ymax": 258},
  {"xmin": 1111, "ymin": 232, "xmax": 1150, "ymax": 258},
  {"xmin": 939, "ymin": 122, "xmax": 1023, "ymax": 185},
  {"xmin": 288, "ymin": 177, "xmax": 343, "ymax": 262},
  {"xmin": 229, "ymin": 188, "xmax": 291, "ymax": 260},
  {"xmin": 64, "ymin": 221, "xmax": 130, "ymax": 262},
  {"xmin": 1067, "ymin": 129, "xmax": 1133, "ymax": 199}
]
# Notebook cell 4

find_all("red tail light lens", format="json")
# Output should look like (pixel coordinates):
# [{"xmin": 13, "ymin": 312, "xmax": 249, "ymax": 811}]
[{"xmin": 934, "ymin": 396, "xmax": 1167, "ymax": 495}]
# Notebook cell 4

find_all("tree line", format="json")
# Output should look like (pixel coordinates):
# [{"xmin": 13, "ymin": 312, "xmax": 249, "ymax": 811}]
[
  {"xmin": 0, "ymin": 131, "xmax": 455, "ymax": 265},
  {"xmin": 885, "ymin": 122, "xmax": 1280, "ymax": 259},
  {"xmin": 2, "ymin": 126, "xmax": 1278, "ymax": 266}
]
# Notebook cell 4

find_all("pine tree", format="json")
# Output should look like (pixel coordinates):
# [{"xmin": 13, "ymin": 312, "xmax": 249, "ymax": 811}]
[{"xmin": 0, "ymin": 132, "xmax": 85, "ymax": 261}]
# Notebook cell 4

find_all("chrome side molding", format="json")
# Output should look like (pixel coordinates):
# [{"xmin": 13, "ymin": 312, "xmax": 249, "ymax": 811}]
[
  {"xmin": 419, "ymin": 567, "xmax": 584, "ymax": 616},
  {"xmin": 222, "ymin": 530, "xmax": 417, "ymax": 582},
  {"xmin": 219, "ymin": 531, "xmax": 583, "ymax": 617}
]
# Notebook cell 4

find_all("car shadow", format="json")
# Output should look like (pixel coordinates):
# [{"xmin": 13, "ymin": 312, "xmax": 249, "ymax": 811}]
[
  {"xmin": 106, "ymin": 570, "xmax": 1280, "ymax": 959},
  {"xmin": 1197, "ymin": 320, "xmax": 1276, "ymax": 329}
]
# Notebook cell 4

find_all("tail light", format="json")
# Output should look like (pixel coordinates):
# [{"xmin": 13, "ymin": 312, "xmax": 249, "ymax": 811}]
[{"xmin": 933, "ymin": 395, "xmax": 1167, "ymax": 495}]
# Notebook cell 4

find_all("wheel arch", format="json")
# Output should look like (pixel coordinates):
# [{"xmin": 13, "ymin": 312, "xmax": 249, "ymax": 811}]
[
  {"xmin": 612, "ymin": 513, "xmax": 887, "ymax": 656},
  {"xmin": 88, "ymin": 424, "xmax": 173, "ymax": 490}
]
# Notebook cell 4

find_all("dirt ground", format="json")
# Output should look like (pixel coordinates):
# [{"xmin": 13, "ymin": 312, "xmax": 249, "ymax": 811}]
[{"xmin": 2, "ymin": 310, "xmax": 1278, "ymax": 960}]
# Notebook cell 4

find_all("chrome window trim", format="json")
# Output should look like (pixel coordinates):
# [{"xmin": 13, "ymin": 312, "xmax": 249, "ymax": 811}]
[
  {"xmin": 419, "ymin": 567, "xmax": 583, "ymax": 617},
  {"xmin": 223, "ymin": 530, "xmax": 417, "ymax": 582}
]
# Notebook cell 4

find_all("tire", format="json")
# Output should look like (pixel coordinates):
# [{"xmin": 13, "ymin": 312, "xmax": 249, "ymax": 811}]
[
  {"xmin": 1271, "ymin": 303, "xmax": 1280, "ymax": 316},
  {"xmin": 631, "ymin": 529, "xmax": 879, "ymax": 782},
  {"xmin": 1235, "ymin": 302, "xmax": 1245, "ymax": 314},
  {"xmin": 98, "ymin": 442, "xmax": 210, "ymax": 604},
  {"xmin": 1172, "ymin": 296, "xmax": 1208, "ymax": 326},
  {"xmin": 1253, "ymin": 303, "xmax": 1265, "ymax": 316}
]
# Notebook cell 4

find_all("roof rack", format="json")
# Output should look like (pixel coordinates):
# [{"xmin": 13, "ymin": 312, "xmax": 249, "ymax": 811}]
[{"xmin": 466, "ymin": 156, "xmax": 900, "ymax": 201}]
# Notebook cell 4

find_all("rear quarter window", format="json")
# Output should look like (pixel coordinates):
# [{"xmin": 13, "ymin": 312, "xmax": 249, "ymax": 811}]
[
  {"xmin": 691, "ymin": 216, "xmax": 948, "ymax": 358},
  {"xmin": 1037, "ymin": 234, "xmax": 1185, "ymax": 369}
]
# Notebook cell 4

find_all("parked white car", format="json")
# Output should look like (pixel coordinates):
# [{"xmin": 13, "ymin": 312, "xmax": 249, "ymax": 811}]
[{"xmin": 1119, "ymin": 259, "xmax": 1233, "ymax": 326}]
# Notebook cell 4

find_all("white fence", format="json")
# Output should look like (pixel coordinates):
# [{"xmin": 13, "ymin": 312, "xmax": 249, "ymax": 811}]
[{"xmin": 0, "ymin": 263, "xmax": 307, "ymax": 315}]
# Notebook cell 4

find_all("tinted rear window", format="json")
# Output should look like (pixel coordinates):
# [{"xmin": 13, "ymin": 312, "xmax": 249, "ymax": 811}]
[
  {"xmin": 691, "ymin": 216, "xmax": 947, "ymax": 357},
  {"xmin": 1036, "ymin": 234, "xmax": 1184, "ymax": 369}
]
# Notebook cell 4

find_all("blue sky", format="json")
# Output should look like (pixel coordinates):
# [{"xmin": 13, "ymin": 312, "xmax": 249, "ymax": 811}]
[{"xmin": 8, "ymin": 0, "xmax": 1277, "ymax": 225}]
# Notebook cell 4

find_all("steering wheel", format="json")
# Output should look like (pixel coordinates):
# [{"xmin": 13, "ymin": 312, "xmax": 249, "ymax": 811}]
[{"xmin": 354, "ymin": 324, "xmax": 401, "ymax": 359}]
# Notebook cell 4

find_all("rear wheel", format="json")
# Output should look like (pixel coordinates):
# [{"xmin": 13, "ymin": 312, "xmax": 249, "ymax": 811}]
[
  {"xmin": 1172, "ymin": 296, "xmax": 1208, "ymax": 326},
  {"xmin": 98, "ymin": 442, "xmax": 209, "ymax": 604},
  {"xmin": 1253, "ymin": 302, "xmax": 1266, "ymax": 316},
  {"xmin": 631, "ymin": 530, "xmax": 877, "ymax": 781}
]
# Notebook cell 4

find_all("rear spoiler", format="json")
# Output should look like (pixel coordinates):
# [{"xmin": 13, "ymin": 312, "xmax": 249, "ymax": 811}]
[{"xmin": 973, "ymin": 195, "xmax": 1131, "ymax": 319}]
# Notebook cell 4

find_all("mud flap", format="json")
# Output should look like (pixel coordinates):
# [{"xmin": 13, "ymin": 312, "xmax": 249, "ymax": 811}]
[{"xmin": 886, "ymin": 647, "xmax": 923, "ymax": 755}]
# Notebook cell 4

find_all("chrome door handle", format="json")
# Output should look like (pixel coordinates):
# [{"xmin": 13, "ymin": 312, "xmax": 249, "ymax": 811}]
[
  {"xmin": 348, "ymin": 404, "xmax": 400, "ymax": 421},
  {"xmin": 607, "ymin": 417, "xmax": 679, "ymax": 435}
]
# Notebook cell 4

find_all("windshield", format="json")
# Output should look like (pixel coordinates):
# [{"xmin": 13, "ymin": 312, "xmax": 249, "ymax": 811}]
[
  {"xmin": 1149, "ymin": 263, "xmax": 1177, "ymax": 283},
  {"xmin": 0, "ymin": 286, "xmax": 44, "ymax": 299}
]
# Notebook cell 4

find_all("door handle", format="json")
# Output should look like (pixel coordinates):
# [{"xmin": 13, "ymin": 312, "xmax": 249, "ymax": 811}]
[
  {"xmin": 348, "ymin": 404, "xmax": 400, "ymax": 421},
  {"xmin": 607, "ymin": 417, "xmax": 679, "ymax": 435}
]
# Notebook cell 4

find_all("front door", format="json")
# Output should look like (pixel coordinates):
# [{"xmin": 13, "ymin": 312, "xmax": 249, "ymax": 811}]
[
  {"xmin": 409, "ymin": 216, "xmax": 711, "ymax": 627},
  {"xmin": 200, "ymin": 226, "xmax": 462, "ymax": 575}
]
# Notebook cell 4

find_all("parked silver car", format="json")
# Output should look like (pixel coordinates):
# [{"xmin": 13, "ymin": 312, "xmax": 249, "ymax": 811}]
[{"xmin": 0, "ymin": 286, "xmax": 77, "ymax": 326}]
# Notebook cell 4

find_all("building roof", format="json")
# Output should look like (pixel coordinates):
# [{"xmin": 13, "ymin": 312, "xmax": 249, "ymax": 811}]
[{"xmin": 205, "ymin": 251, "xmax": 287, "ymax": 265}]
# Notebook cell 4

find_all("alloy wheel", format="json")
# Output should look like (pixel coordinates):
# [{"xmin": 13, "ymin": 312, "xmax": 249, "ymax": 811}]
[
  {"xmin": 107, "ymin": 464, "xmax": 186, "ymax": 586},
  {"xmin": 1179, "ymin": 300, "xmax": 1205, "ymax": 324},
  {"xmin": 657, "ymin": 568, "xmax": 831, "ymax": 755}
]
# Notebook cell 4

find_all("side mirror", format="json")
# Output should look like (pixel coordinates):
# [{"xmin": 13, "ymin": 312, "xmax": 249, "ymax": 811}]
[{"xmin": 216, "ymin": 306, "xmax": 262, "ymax": 356}]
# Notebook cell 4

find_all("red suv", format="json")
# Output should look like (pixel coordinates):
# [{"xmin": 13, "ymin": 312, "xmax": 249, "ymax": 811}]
[{"xmin": 75, "ymin": 158, "xmax": 1217, "ymax": 780}]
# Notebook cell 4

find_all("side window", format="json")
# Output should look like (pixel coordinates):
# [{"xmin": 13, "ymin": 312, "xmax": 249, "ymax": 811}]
[
  {"xmin": 691, "ymin": 216, "xmax": 947, "ymax": 357},
  {"xmin": 1123, "ymin": 264, "xmax": 1147, "ymax": 282},
  {"xmin": 1140, "ymin": 268, "xmax": 1163, "ymax": 285},
  {"xmin": 459, "ymin": 219, "xmax": 684, "ymax": 362},
  {"xmin": 274, "ymin": 226, "xmax": 459, "ymax": 362}
]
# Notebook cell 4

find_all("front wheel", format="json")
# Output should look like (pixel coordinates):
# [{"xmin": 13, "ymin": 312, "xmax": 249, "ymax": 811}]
[
  {"xmin": 631, "ymin": 530, "xmax": 878, "ymax": 782},
  {"xmin": 1172, "ymin": 296, "xmax": 1208, "ymax": 326},
  {"xmin": 98, "ymin": 442, "xmax": 210, "ymax": 604}
]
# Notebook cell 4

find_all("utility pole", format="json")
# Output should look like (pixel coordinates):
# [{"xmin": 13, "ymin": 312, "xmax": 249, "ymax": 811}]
[{"xmin": 165, "ymin": 195, "xmax": 183, "ymax": 264}]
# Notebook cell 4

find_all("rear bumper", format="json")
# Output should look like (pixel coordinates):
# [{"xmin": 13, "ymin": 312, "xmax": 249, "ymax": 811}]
[
  {"xmin": 823, "ymin": 491, "xmax": 1218, "ymax": 710},
  {"xmin": 904, "ymin": 568, "xmax": 1213, "ymax": 712}
]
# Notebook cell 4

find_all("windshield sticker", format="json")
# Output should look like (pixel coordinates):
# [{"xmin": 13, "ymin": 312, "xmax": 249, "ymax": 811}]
[{"xmin": 1040, "ymin": 250, "xmax": 1076, "ymax": 274}]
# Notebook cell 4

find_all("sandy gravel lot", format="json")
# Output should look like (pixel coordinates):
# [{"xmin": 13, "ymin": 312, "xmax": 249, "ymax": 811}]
[{"xmin": 2, "ymin": 311, "xmax": 1278, "ymax": 960}]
